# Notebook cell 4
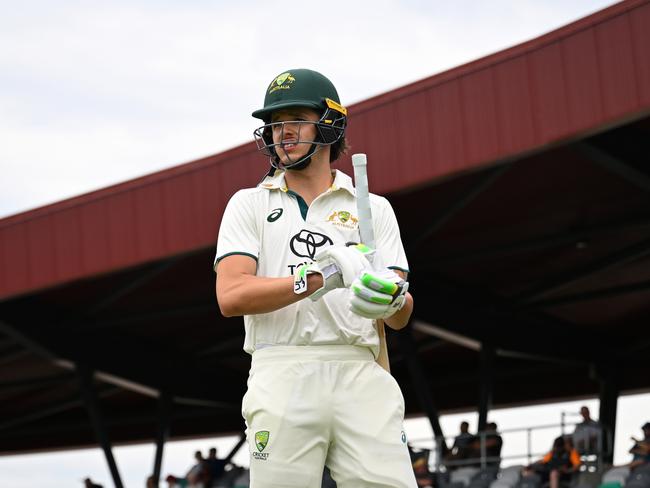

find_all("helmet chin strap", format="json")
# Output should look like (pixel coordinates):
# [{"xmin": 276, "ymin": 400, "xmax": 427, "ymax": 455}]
[{"xmin": 272, "ymin": 143, "xmax": 322, "ymax": 171}]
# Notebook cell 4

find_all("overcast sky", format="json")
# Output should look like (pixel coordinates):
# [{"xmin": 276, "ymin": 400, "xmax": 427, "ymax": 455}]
[
  {"xmin": 0, "ymin": 0, "xmax": 621, "ymax": 219},
  {"xmin": 4, "ymin": 0, "xmax": 647, "ymax": 487}
]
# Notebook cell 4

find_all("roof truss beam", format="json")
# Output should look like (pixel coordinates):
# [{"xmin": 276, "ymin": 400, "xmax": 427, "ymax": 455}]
[
  {"xmin": 410, "ymin": 164, "xmax": 510, "ymax": 251},
  {"xmin": 574, "ymin": 141, "xmax": 650, "ymax": 193},
  {"xmin": 514, "ymin": 237, "xmax": 650, "ymax": 305}
]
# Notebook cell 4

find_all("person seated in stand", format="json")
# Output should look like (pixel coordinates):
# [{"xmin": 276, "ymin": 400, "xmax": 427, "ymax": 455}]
[
  {"xmin": 165, "ymin": 450, "xmax": 209, "ymax": 488},
  {"xmin": 523, "ymin": 436, "xmax": 581, "ymax": 488},
  {"xmin": 467, "ymin": 422, "xmax": 503, "ymax": 468},
  {"xmin": 410, "ymin": 446, "xmax": 433, "ymax": 488},
  {"xmin": 445, "ymin": 421, "xmax": 477, "ymax": 469},
  {"xmin": 205, "ymin": 447, "xmax": 228, "ymax": 485},
  {"xmin": 572, "ymin": 406, "xmax": 602, "ymax": 455},
  {"xmin": 483, "ymin": 422, "xmax": 503, "ymax": 468},
  {"xmin": 628, "ymin": 422, "xmax": 650, "ymax": 472}
]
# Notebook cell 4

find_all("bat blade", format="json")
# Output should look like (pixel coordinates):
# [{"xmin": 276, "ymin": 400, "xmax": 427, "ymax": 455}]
[{"xmin": 352, "ymin": 153, "xmax": 391, "ymax": 373}]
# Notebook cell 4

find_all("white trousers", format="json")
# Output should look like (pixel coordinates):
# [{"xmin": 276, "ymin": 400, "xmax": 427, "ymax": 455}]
[{"xmin": 242, "ymin": 345, "xmax": 418, "ymax": 488}]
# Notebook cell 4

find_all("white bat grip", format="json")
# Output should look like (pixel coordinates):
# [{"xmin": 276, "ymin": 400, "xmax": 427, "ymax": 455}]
[{"xmin": 352, "ymin": 153, "xmax": 376, "ymax": 249}]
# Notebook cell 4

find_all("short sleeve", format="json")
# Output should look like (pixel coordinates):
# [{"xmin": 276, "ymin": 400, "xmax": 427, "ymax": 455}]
[
  {"xmin": 214, "ymin": 190, "xmax": 260, "ymax": 270},
  {"xmin": 373, "ymin": 196, "xmax": 409, "ymax": 276}
]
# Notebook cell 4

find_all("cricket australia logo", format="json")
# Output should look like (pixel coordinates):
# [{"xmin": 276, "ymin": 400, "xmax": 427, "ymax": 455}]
[
  {"xmin": 289, "ymin": 230, "xmax": 333, "ymax": 259},
  {"xmin": 253, "ymin": 430, "xmax": 270, "ymax": 461},
  {"xmin": 255, "ymin": 430, "xmax": 269, "ymax": 452},
  {"xmin": 327, "ymin": 210, "xmax": 358, "ymax": 230},
  {"xmin": 268, "ymin": 72, "xmax": 296, "ymax": 94}
]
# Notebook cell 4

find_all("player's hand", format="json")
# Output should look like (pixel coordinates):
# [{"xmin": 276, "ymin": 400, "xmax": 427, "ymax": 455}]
[
  {"xmin": 294, "ymin": 244, "xmax": 375, "ymax": 301},
  {"xmin": 295, "ymin": 243, "xmax": 374, "ymax": 300},
  {"xmin": 349, "ymin": 268, "xmax": 409, "ymax": 319}
]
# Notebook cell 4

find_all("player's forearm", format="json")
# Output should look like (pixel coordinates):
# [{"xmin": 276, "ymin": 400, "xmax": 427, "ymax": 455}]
[
  {"xmin": 217, "ymin": 273, "xmax": 323, "ymax": 317},
  {"xmin": 384, "ymin": 292, "xmax": 413, "ymax": 330}
]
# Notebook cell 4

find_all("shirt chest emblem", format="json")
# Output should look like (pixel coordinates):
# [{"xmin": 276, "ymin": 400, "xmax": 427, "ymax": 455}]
[{"xmin": 326, "ymin": 210, "xmax": 358, "ymax": 230}]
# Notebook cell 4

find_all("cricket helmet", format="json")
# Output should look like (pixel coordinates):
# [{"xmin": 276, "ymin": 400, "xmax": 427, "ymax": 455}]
[{"xmin": 252, "ymin": 69, "xmax": 347, "ymax": 170}]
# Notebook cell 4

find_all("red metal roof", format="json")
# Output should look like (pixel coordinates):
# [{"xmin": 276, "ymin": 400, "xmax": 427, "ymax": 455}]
[{"xmin": 2, "ymin": 0, "xmax": 649, "ymax": 300}]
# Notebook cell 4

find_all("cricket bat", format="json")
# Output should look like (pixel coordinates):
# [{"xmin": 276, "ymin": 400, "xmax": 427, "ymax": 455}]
[{"xmin": 351, "ymin": 153, "xmax": 391, "ymax": 373}]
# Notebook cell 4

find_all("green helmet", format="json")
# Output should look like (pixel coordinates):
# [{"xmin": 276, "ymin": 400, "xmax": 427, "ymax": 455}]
[
  {"xmin": 252, "ymin": 69, "xmax": 348, "ymax": 170},
  {"xmin": 252, "ymin": 69, "xmax": 345, "ymax": 122}
]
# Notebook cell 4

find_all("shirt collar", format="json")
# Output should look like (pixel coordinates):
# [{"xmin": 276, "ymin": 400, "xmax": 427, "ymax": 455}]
[
  {"xmin": 258, "ymin": 169, "xmax": 289, "ymax": 192},
  {"xmin": 258, "ymin": 169, "xmax": 356, "ymax": 196}
]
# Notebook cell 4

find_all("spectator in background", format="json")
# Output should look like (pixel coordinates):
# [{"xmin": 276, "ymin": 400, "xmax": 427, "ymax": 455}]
[
  {"xmin": 165, "ymin": 450, "xmax": 209, "ymax": 488},
  {"xmin": 453, "ymin": 422, "xmax": 476, "ymax": 457},
  {"xmin": 628, "ymin": 422, "xmax": 650, "ymax": 471},
  {"xmin": 205, "ymin": 447, "xmax": 227, "ymax": 485},
  {"xmin": 445, "ymin": 421, "xmax": 476, "ymax": 468},
  {"xmin": 572, "ymin": 406, "xmax": 602, "ymax": 454},
  {"xmin": 483, "ymin": 422, "xmax": 503, "ymax": 468},
  {"xmin": 410, "ymin": 446, "xmax": 433, "ymax": 488},
  {"xmin": 523, "ymin": 436, "xmax": 581, "ymax": 488}
]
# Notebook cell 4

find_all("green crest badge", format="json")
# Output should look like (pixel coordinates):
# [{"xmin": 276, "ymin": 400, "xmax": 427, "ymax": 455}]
[
  {"xmin": 255, "ymin": 430, "xmax": 270, "ymax": 452},
  {"xmin": 338, "ymin": 211, "xmax": 350, "ymax": 223},
  {"xmin": 269, "ymin": 72, "xmax": 296, "ymax": 93}
]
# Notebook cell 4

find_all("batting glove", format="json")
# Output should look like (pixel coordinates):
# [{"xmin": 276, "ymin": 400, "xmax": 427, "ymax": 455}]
[
  {"xmin": 350, "ymin": 269, "xmax": 409, "ymax": 319},
  {"xmin": 294, "ymin": 243, "xmax": 374, "ymax": 301}
]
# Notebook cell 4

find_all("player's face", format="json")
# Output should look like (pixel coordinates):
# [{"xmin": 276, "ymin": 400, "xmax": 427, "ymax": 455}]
[{"xmin": 270, "ymin": 108, "xmax": 320, "ymax": 165}]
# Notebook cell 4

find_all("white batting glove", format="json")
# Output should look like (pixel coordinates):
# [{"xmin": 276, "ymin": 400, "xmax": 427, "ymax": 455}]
[
  {"xmin": 350, "ymin": 269, "xmax": 409, "ymax": 319},
  {"xmin": 293, "ymin": 243, "xmax": 374, "ymax": 300}
]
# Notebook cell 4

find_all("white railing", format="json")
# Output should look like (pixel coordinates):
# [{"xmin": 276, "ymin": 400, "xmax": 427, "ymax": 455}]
[{"xmin": 407, "ymin": 419, "xmax": 610, "ymax": 472}]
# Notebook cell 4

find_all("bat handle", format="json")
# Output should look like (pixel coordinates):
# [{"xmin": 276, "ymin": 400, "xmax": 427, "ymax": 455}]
[{"xmin": 351, "ymin": 154, "xmax": 376, "ymax": 249}]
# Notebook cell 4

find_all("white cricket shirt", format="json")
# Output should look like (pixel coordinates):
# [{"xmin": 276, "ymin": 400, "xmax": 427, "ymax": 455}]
[{"xmin": 214, "ymin": 169, "xmax": 409, "ymax": 358}]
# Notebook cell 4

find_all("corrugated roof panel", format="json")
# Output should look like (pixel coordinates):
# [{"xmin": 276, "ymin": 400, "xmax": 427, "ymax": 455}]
[
  {"xmin": 562, "ymin": 28, "xmax": 605, "ymax": 130},
  {"xmin": 427, "ymin": 81, "xmax": 466, "ymax": 176},
  {"xmin": 392, "ymin": 91, "xmax": 434, "ymax": 190},
  {"xmin": 347, "ymin": 102, "xmax": 371, "ymax": 160},
  {"xmin": 219, "ymin": 150, "xmax": 264, "ymax": 203},
  {"xmin": 460, "ymin": 68, "xmax": 501, "ymax": 165},
  {"xmin": 630, "ymin": 2, "xmax": 650, "ymax": 104},
  {"xmin": 528, "ymin": 41, "xmax": 570, "ymax": 142},
  {"xmin": 134, "ymin": 183, "xmax": 168, "ymax": 260},
  {"xmin": 2, "ymin": 223, "xmax": 31, "ymax": 292},
  {"xmin": 161, "ymin": 173, "xmax": 199, "ymax": 253},
  {"xmin": 596, "ymin": 12, "xmax": 640, "ymax": 117},
  {"xmin": 26, "ymin": 217, "xmax": 56, "ymax": 290},
  {"xmin": 190, "ymin": 164, "xmax": 224, "ymax": 246},
  {"xmin": 0, "ymin": 232, "xmax": 4, "ymax": 293},
  {"xmin": 353, "ymin": 104, "xmax": 400, "ymax": 184},
  {"xmin": 79, "ymin": 199, "xmax": 111, "ymax": 276},
  {"xmin": 52, "ymin": 207, "xmax": 84, "ymax": 283},
  {"xmin": 106, "ymin": 190, "xmax": 139, "ymax": 269},
  {"xmin": 493, "ymin": 56, "xmax": 536, "ymax": 155}
]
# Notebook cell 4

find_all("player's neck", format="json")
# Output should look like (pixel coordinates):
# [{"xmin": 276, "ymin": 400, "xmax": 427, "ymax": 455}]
[{"xmin": 284, "ymin": 154, "xmax": 333, "ymax": 205}]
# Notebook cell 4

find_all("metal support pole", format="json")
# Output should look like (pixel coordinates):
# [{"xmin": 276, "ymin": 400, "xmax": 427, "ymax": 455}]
[
  {"xmin": 478, "ymin": 343, "xmax": 495, "ymax": 432},
  {"xmin": 77, "ymin": 364, "xmax": 124, "ymax": 488},
  {"xmin": 397, "ymin": 325, "xmax": 448, "ymax": 454},
  {"xmin": 152, "ymin": 390, "xmax": 172, "ymax": 486},
  {"xmin": 598, "ymin": 365, "xmax": 619, "ymax": 465},
  {"xmin": 224, "ymin": 432, "xmax": 247, "ymax": 464}
]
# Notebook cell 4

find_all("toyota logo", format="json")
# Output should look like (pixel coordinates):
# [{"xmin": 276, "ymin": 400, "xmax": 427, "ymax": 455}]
[{"xmin": 289, "ymin": 230, "xmax": 333, "ymax": 259}]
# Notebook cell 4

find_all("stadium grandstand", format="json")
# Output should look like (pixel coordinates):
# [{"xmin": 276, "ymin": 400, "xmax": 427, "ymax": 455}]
[{"xmin": 1, "ymin": 0, "xmax": 649, "ymax": 486}]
